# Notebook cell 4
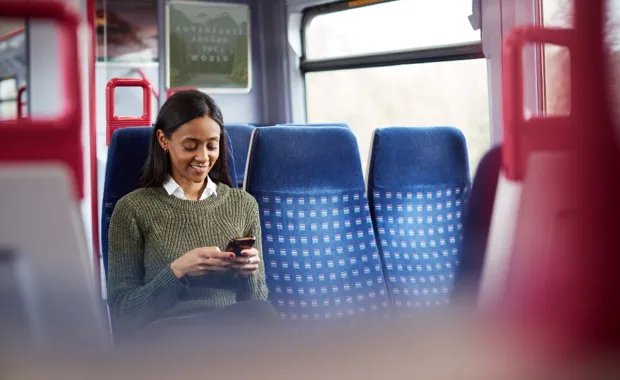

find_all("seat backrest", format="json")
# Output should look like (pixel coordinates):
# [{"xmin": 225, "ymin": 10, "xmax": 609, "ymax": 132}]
[
  {"xmin": 225, "ymin": 124, "xmax": 256, "ymax": 187},
  {"xmin": 276, "ymin": 123, "xmax": 350, "ymax": 129},
  {"xmin": 367, "ymin": 127, "xmax": 470, "ymax": 314},
  {"xmin": 244, "ymin": 127, "xmax": 391, "ymax": 325},
  {"xmin": 451, "ymin": 146, "xmax": 501, "ymax": 305},
  {"xmin": 101, "ymin": 127, "xmax": 237, "ymax": 277}
]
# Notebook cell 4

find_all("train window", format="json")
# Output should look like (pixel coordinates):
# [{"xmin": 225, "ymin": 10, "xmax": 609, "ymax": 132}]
[
  {"xmin": 304, "ymin": 0, "xmax": 481, "ymax": 61},
  {"xmin": 303, "ymin": 0, "xmax": 489, "ymax": 175},
  {"xmin": 542, "ymin": 0, "xmax": 620, "ymax": 116},
  {"xmin": 305, "ymin": 60, "xmax": 490, "ymax": 175},
  {"xmin": 541, "ymin": 0, "xmax": 572, "ymax": 116},
  {"xmin": 607, "ymin": 0, "xmax": 620, "ymax": 125},
  {"xmin": 0, "ymin": 77, "xmax": 17, "ymax": 120},
  {"xmin": 0, "ymin": 21, "xmax": 26, "ymax": 120}
]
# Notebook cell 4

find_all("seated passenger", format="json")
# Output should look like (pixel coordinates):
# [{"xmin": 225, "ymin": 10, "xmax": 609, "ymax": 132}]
[{"xmin": 106, "ymin": 90, "xmax": 276, "ymax": 340}]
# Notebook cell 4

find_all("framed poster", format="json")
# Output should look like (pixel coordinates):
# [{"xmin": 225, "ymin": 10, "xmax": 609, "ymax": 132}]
[
  {"xmin": 166, "ymin": 1, "xmax": 251, "ymax": 93},
  {"xmin": 95, "ymin": 0, "xmax": 159, "ymax": 66}
]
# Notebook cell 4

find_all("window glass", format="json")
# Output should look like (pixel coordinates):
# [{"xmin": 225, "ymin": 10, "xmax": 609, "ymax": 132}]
[
  {"xmin": 541, "ymin": 0, "xmax": 572, "ymax": 115},
  {"xmin": 0, "ymin": 21, "xmax": 26, "ymax": 120},
  {"xmin": 305, "ymin": 59, "xmax": 491, "ymax": 176},
  {"xmin": 304, "ymin": 0, "xmax": 481, "ymax": 60}
]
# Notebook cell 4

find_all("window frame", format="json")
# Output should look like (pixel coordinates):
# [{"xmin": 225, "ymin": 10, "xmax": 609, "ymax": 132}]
[
  {"xmin": 296, "ymin": 0, "xmax": 548, "ymax": 145},
  {"xmin": 299, "ymin": 0, "xmax": 485, "ymax": 74}
]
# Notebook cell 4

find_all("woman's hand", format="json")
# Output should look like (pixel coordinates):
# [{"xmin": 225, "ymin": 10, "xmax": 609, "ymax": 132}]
[
  {"xmin": 170, "ymin": 247, "xmax": 235, "ymax": 279},
  {"xmin": 229, "ymin": 248, "xmax": 261, "ymax": 277}
]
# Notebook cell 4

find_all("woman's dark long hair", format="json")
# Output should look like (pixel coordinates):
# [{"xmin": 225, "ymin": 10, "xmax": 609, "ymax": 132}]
[{"xmin": 139, "ymin": 90, "xmax": 233, "ymax": 188}]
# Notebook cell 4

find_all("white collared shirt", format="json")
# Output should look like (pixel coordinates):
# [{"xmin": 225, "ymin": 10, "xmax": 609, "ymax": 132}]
[{"xmin": 163, "ymin": 175, "xmax": 218, "ymax": 200}]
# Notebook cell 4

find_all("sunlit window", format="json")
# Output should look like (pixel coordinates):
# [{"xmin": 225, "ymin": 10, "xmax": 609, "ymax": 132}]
[
  {"xmin": 304, "ymin": 0, "xmax": 490, "ymax": 175},
  {"xmin": 0, "ymin": 77, "xmax": 17, "ymax": 120},
  {"xmin": 541, "ymin": 0, "xmax": 572, "ymax": 115},
  {"xmin": 304, "ymin": 0, "xmax": 481, "ymax": 60},
  {"xmin": 0, "ymin": 21, "xmax": 26, "ymax": 121},
  {"xmin": 306, "ymin": 60, "xmax": 490, "ymax": 176}
]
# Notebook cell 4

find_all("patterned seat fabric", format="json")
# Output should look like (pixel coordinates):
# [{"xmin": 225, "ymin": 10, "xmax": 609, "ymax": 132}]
[
  {"xmin": 245, "ymin": 127, "xmax": 391, "ymax": 326},
  {"xmin": 102, "ymin": 127, "xmax": 238, "ymax": 278},
  {"xmin": 367, "ymin": 127, "xmax": 471, "ymax": 315}
]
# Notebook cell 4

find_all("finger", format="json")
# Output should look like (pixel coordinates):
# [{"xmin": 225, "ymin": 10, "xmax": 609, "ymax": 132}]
[
  {"xmin": 198, "ymin": 247, "xmax": 234, "ymax": 260},
  {"xmin": 201, "ymin": 259, "xmax": 233, "ymax": 267},
  {"xmin": 231, "ymin": 255, "xmax": 260, "ymax": 264},
  {"xmin": 229, "ymin": 263, "xmax": 259, "ymax": 271},
  {"xmin": 240, "ymin": 248, "xmax": 258, "ymax": 256},
  {"xmin": 195, "ymin": 266, "xmax": 229, "ymax": 273}
]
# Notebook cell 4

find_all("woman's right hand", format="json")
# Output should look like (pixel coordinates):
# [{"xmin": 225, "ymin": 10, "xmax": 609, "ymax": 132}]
[{"xmin": 170, "ymin": 247, "xmax": 235, "ymax": 279}]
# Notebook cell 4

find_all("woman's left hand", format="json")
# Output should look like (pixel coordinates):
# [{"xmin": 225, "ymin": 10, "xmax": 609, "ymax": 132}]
[{"xmin": 230, "ymin": 248, "xmax": 261, "ymax": 277}]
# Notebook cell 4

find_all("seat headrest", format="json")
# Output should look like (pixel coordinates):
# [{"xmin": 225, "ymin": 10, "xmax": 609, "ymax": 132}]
[
  {"xmin": 276, "ymin": 123, "xmax": 350, "ymax": 129},
  {"xmin": 106, "ymin": 127, "xmax": 153, "ymax": 197},
  {"xmin": 246, "ymin": 127, "xmax": 365, "ymax": 192},
  {"xmin": 369, "ymin": 127, "xmax": 470, "ymax": 189},
  {"xmin": 226, "ymin": 124, "xmax": 256, "ymax": 142},
  {"xmin": 106, "ymin": 126, "xmax": 238, "ymax": 189}
]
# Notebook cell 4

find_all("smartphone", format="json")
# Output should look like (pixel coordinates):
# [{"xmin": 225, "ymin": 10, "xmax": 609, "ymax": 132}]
[{"xmin": 225, "ymin": 236, "xmax": 256, "ymax": 256}]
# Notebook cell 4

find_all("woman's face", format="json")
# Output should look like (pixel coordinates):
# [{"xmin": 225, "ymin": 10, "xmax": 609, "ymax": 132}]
[{"xmin": 157, "ymin": 115, "xmax": 221, "ymax": 185}]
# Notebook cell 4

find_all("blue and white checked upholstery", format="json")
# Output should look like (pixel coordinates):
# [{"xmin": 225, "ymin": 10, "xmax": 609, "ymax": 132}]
[
  {"xmin": 367, "ymin": 127, "xmax": 471, "ymax": 314},
  {"xmin": 245, "ymin": 127, "xmax": 391, "ymax": 325},
  {"xmin": 102, "ymin": 127, "xmax": 238, "ymax": 278}
]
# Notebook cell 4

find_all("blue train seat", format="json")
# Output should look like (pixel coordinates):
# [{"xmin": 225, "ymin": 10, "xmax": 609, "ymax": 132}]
[
  {"xmin": 244, "ymin": 126, "xmax": 391, "ymax": 326},
  {"xmin": 276, "ymin": 123, "xmax": 350, "ymax": 129},
  {"xmin": 367, "ymin": 127, "xmax": 471, "ymax": 315},
  {"xmin": 225, "ymin": 124, "xmax": 256, "ymax": 187},
  {"xmin": 101, "ymin": 127, "xmax": 238, "ymax": 278},
  {"xmin": 452, "ymin": 146, "xmax": 501, "ymax": 305}
]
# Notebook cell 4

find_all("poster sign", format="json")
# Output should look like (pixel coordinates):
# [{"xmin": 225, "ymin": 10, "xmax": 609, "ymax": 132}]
[
  {"xmin": 95, "ymin": 0, "xmax": 159, "ymax": 65},
  {"xmin": 166, "ymin": 1, "xmax": 251, "ymax": 93}
]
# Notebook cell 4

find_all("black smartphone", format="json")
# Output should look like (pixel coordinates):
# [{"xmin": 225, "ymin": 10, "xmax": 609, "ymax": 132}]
[{"xmin": 225, "ymin": 236, "xmax": 256, "ymax": 256}]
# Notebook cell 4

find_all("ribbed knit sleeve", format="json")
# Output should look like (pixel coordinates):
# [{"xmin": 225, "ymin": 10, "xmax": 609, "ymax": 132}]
[
  {"xmin": 237, "ymin": 197, "xmax": 269, "ymax": 302},
  {"xmin": 106, "ymin": 197, "xmax": 187, "ymax": 333}
]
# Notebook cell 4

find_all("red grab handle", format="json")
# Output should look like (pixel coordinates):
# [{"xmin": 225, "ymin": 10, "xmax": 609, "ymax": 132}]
[
  {"xmin": 502, "ymin": 26, "xmax": 576, "ymax": 181},
  {"xmin": 0, "ymin": 0, "xmax": 83, "ymax": 199},
  {"xmin": 17, "ymin": 85, "xmax": 27, "ymax": 120},
  {"xmin": 105, "ymin": 78, "xmax": 153, "ymax": 145}
]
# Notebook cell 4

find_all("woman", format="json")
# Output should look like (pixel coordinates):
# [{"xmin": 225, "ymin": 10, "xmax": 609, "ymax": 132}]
[{"xmin": 106, "ymin": 90, "xmax": 276, "ymax": 340}]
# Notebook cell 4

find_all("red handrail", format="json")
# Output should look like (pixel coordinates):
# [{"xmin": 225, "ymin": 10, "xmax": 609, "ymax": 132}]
[
  {"xmin": 16, "ymin": 85, "xmax": 27, "ymax": 120},
  {"xmin": 501, "ymin": 27, "xmax": 575, "ymax": 181},
  {"xmin": 167, "ymin": 86, "xmax": 198, "ymax": 98},
  {"xmin": 501, "ymin": 0, "xmax": 620, "ymax": 356},
  {"xmin": 105, "ymin": 77, "xmax": 152, "ymax": 145},
  {"xmin": 132, "ymin": 68, "xmax": 159, "ymax": 98},
  {"xmin": 0, "ymin": 26, "xmax": 25, "ymax": 42},
  {"xmin": 0, "ymin": 0, "xmax": 83, "ymax": 199}
]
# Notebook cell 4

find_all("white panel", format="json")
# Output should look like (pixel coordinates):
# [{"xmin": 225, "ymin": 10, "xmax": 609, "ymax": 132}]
[
  {"xmin": 28, "ymin": 21, "xmax": 61, "ymax": 118},
  {"xmin": 481, "ymin": 0, "xmax": 539, "ymax": 144},
  {"xmin": 477, "ymin": 172, "xmax": 522, "ymax": 307},
  {"xmin": 481, "ymin": 0, "xmax": 503, "ymax": 143},
  {"xmin": 0, "ymin": 165, "xmax": 110, "ymax": 352}
]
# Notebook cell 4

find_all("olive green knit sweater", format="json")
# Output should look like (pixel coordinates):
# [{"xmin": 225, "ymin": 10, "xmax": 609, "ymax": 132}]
[{"xmin": 106, "ymin": 183, "xmax": 268, "ymax": 336}]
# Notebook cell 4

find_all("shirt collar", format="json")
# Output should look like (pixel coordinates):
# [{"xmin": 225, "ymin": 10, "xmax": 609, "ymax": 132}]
[{"xmin": 163, "ymin": 175, "xmax": 218, "ymax": 200}]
